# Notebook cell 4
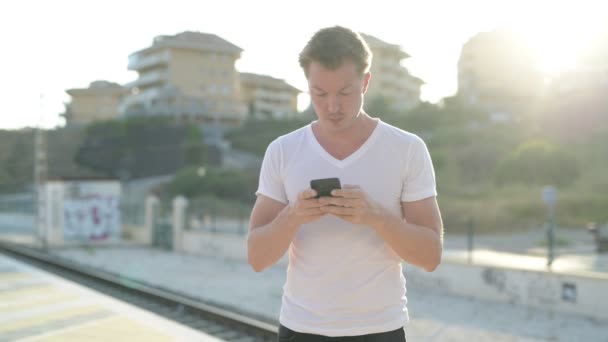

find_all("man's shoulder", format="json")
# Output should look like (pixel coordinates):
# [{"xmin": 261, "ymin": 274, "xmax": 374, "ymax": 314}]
[
  {"xmin": 270, "ymin": 124, "xmax": 310, "ymax": 147},
  {"xmin": 265, "ymin": 124, "xmax": 310, "ymax": 155},
  {"xmin": 377, "ymin": 120, "xmax": 425, "ymax": 146}
]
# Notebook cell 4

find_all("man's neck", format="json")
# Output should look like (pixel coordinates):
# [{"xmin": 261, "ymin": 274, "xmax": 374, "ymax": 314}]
[{"xmin": 315, "ymin": 112, "xmax": 374, "ymax": 143}]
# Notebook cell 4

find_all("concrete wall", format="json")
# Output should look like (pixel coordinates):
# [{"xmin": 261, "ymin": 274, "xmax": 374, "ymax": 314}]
[
  {"xmin": 404, "ymin": 261, "xmax": 608, "ymax": 321},
  {"xmin": 176, "ymin": 229, "xmax": 608, "ymax": 321}
]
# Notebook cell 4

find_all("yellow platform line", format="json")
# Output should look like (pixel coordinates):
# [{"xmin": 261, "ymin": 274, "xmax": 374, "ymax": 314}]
[
  {"xmin": 22, "ymin": 315, "xmax": 176, "ymax": 342},
  {"xmin": 0, "ymin": 272, "xmax": 35, "ymax": 282},
  {"xmin": 0, "ymin": 285, "xmax": 57, "ymax": 301},
  {"xmin": 0, "ymin": 305, "xmax": 111, "ymax": 334},
  {"xmin": 0, "ymin": 293, "xmax": 80, "ymax": 314},
  {"xmin": 0, "ymin": 288, "xmax": 66, "ymax": 307}
]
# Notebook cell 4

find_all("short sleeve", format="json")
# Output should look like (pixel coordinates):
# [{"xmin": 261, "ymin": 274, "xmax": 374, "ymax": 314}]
[
  {"xmin": 401, "ymin": 136, "xmax": 437, "ymax": 202},
  {"xmin": 255, "ymin": 140, "xmax": 288, "ymax": 204}
]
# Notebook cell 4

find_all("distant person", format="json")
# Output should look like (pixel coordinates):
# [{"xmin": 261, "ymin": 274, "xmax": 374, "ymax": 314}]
[{"xmin": 247, "ymin": 26, "xmax": 443, "ymax": 341}]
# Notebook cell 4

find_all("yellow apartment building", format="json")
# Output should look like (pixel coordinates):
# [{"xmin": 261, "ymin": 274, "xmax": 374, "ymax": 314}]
[
  {"xmin": 64, "ymin": 81, "xmax": 128, "ymax": 125},
  {"xmin": 122, "ymin": 31, "xmax": 247, "ymax": 124},
  {"xmin": 239, "ymin": 72, "xmax": 300, "ymax": 119},
  {"xmin": 361, "ymin": 33, "xmax": 423, "ymax": 113}
]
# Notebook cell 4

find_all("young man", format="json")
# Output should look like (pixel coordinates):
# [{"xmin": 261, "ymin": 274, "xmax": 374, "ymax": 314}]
[{"xmin": 247, "ymin": 26, "xmax": 443, "ymax": 341}]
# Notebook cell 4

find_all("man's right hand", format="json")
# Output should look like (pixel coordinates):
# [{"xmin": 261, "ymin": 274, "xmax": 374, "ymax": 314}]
[{"xmin": 287, "ymin": 188, "xmax": 326, "ymax": 226}]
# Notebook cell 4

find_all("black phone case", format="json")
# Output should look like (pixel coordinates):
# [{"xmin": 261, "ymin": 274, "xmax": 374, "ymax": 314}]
[{"xmin": 310, "ymin": 178, "xmax": 342, "ymax": 198}]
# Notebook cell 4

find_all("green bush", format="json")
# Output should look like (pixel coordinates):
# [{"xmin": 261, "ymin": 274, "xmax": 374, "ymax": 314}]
[
  {"xmin": 168, "ymin": 167, "xmax": 258, "ymax": 203},
  {"xmin": 496, "ymin": 140, "xmax": 579, "ymax": 186}
]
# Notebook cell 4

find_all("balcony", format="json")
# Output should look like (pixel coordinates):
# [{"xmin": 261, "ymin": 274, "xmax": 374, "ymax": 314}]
[
  {"xmin": 252, "ymin": 89, "xmax": 293, "ymax": 102},
  {"xmin": 128, "ymin": 51, "xmax": 170, "ymax": 71},
  {"xmin": 127, "ymin": 71, "xmax": 168, "ymax": 88}
]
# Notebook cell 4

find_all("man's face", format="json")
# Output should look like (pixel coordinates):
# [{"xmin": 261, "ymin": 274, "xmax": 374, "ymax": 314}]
[{"xmin": 307, "ymin": 60, "xmax": 370, "ymax": 132}]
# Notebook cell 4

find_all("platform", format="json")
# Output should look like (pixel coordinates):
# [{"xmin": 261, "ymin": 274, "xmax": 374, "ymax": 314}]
[{"xmin": 0, "ymin": 253, "xmax": 222, "ymax": 342}]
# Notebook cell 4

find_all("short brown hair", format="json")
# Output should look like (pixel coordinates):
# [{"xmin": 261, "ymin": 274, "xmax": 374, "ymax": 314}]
[{"xmin": 299, "ymin": 26, "xmax": 372, "ymax": 77}]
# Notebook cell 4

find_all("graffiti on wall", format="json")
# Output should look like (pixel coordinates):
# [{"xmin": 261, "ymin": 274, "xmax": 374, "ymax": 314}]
[
  {"xmin": 64, "ymin": 195, "xmax": 121, "ymax": 241},
  {"xmin": 481, "ymin": 267, "xmax": 579, "ymax": 308},
  {"xmin": 526, "ymin": 272, "xmax": 558, "ymax": 306},
  {"xmin": 482, "ymin": 268, "xmax": 522, "ymax": 304}
]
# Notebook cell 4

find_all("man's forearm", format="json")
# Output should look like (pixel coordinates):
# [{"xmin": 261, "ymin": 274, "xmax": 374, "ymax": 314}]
[
  {"xmin": 373, "ymin": 211, "xmax": 442, "ymax": 272},
  {"xmin": 247, "ymin": 207, "xmax": 299, "ymax": 272}
]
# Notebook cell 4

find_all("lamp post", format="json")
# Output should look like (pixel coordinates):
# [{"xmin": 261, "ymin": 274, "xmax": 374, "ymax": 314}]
[{"xmin": 34, "ymin": 93, "xmax": 48, "ymax": 250}]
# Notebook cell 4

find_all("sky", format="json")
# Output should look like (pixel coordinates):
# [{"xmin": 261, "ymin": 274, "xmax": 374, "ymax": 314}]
[{"xmin": 0, "ymin": 0, "xmax": 606, "ymax": 129}]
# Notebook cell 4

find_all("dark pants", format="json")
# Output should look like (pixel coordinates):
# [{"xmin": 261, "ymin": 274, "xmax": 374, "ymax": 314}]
[{"xmin": 278, "ymin": 325, "xmax": 406, "ymax": 342}]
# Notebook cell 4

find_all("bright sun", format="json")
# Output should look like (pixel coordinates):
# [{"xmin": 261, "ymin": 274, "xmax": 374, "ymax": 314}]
[{"xmin": 511, "ymin": 6, "xmax": 604, "ymax": 75}]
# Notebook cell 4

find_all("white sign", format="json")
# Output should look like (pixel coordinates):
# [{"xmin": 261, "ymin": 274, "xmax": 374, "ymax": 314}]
[
  {"xmin": 63, "ymin": 195, "xmax": 121, "ymax": 241},
  {"xmin": 542, "ymin": 186, "xmax": 557, "ymax": 208}
]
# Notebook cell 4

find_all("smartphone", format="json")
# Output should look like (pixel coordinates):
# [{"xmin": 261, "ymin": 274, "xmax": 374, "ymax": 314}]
[{"xmin": 310, "ymin": 177, "xmax": 342, "ymax": 198}]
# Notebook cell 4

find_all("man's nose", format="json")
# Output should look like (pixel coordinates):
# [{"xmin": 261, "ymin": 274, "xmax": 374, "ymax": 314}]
[{"xmin": 327, "ymin": 96, "xmax": 340, "ymax": 113}]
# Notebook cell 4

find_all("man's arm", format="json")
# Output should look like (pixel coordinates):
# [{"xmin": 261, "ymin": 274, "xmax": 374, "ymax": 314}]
[
  {"xmin": 320, "ymin": 191, "xmax": 443, "ymax": 272},
  {"xmin": 247, "ymin": 191, "xmax": 323, "ymax": 272},
  {"xmin": 375, "ymin": 197, "xmax": 443, "ymax": 272}
]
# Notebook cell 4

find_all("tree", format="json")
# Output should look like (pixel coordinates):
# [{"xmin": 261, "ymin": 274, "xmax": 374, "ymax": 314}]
[
  {"xmin": 184, "ymin": 124, "xmax": 206, "ymax": 166},
  {"xmin": 364, "ymin": 95, "xmax": 395, "ymax": 118},
  {"xmin": 75, "ymin": 117, "xmax": 202, "ymax": 179},
  {"xmin": 168, "ymin": 166, "xmax": 258, "ymax": 202}
]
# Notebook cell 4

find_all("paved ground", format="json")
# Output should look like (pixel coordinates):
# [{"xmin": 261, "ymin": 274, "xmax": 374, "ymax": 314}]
[
  {"xmin": 0, "ymin": 253, "xmax": 221, "ymax": 342},
  {"xmin": 46, "ymin": 245, "xmax": 608, "ymax": 342}
]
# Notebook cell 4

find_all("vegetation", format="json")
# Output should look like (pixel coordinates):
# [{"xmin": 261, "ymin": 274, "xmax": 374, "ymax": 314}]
[
  {"xmin": 1, "ymin": 89, "xmax": 606, "ymax": 233},
  {"xmin": 167, "ymin": 166, "xmax": 258, "ymax": 203},
  {"xmin": 0, "ymin": 126, "xmax": 99, "ymax": 192},
  {"xmin": 74, "ymin": 117, "xmax": 207, "ymax": 179},
  {"xmin": 221, "ymin": 93, "xmax": 608, "ymax": 232}
]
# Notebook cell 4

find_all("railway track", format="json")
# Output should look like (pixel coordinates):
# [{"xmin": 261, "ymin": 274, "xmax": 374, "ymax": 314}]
[{"xmin": 0, "ymin": 241, "xmax": 278, "ymax": 341}]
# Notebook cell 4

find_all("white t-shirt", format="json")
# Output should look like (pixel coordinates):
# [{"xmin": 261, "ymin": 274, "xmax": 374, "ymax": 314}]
[{"xmin": 256, "ymin": 119, "xmax": 437, "ymax": 336}]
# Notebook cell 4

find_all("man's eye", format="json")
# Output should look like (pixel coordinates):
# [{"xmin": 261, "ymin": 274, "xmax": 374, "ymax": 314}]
[
  {"xmin": 339, "ymin": 92, "xmax": 351, "ymax": 96},
  {"xmin": 315, "ymin": 93, "xmax": 327, "ymax": 97}
]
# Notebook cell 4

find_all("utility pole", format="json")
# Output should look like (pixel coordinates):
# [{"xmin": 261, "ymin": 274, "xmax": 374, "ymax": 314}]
[{"xmin": 34, "ymin": 93, "xmax": 48, "ymax": 250}]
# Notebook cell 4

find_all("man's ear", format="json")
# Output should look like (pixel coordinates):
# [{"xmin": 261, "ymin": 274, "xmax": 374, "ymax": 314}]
[{"xmin": 362, "ymin": 72, "xmax": 372, "ymax": 94}]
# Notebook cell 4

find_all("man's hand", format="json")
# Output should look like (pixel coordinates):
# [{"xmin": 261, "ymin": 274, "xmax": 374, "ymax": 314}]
[
  {"xmin": 288, "ymin": 189, "xmax": 326, "ymax": 226},
  {"xmin": 318, "ymin": 185, "xmax": 384, "ymax": 226}
]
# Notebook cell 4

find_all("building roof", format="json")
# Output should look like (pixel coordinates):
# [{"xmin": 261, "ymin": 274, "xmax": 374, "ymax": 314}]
[
  {"xmin": 130, "ymin": 31, "xmax": 243, "ymax": 57},
  {"xmin": 66, "ymin": 81, "xmax": 128, "ymax": 96},
  {"xmin": 360, "ymin": 33, "xmax": 410, "ymax": 59},
  {"xmin": 240, "ymin": 72, "xmax": 301, "ymax": 93},
  {"xmin": 461, "ymin": 29, "xmax": 533, "ymax": 57}
]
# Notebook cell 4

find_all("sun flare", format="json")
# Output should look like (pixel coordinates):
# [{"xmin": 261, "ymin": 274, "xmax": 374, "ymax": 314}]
[{"xmin": 512, "ymin": 7, "xmax": 604, "ymax": 75}]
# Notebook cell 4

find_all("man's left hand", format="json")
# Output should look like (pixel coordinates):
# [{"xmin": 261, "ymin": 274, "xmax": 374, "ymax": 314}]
[{"xmin": 318, "ymin": 185, "xmax": 384, "ymax": 226}]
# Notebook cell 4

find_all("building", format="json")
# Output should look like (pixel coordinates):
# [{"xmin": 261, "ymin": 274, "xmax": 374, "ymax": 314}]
[
  {"xmin": 457, "ymin": 30, "xmax": 543, "ymax": 115},
  {"xmin": 64, "ymin": 81, "xmax": 128, "ymax": 125},
  {"xmin": 122, "ymin": 31, "xmax": 247, "ymax": 124},
  {"xmin": 239, "ymin": 72, "xmax": 300, "ymax": 119},
  {"xmin": 361, "ymin": 33, "xmax": 423, "ymax": 113}
]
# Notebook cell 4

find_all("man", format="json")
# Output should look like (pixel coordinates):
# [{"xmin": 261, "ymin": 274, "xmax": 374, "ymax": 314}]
[{"xmin": 247, "ymin": 26, "xmax": 443, "ymax": 341}]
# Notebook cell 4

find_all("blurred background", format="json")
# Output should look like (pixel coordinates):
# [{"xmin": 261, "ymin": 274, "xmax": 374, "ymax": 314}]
[{"xmin": 1, "ymin": 0, "xmax": 607, "ymax": 341}]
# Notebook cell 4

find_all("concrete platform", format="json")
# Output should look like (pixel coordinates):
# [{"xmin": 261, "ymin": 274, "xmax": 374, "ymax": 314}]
[
  {"xmin": 46, "ymin": 244, "xmax": 608, "ymax": 342},
  {"xmin": 0, "ymin": 254, "xmax": 222, "ymax": 342}
]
